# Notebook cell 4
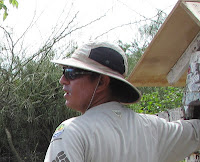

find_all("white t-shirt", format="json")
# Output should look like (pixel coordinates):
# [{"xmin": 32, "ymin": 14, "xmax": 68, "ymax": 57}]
[{"xmin": 45, "ymin": 102, "xmax": 200, "ymax": 162}]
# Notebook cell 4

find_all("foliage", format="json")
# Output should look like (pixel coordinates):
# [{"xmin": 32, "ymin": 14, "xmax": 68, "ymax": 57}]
[
  {"xmin": 0, "ymin": 0, "xmax": 18, "ymax": 20},
  {"xmin": 0, "ymin": 52, "xmax": 79, "ymax": 161},
  {"xmin": 128, "ymin": 87, "xmax": 184, "ymax": 114},
  {"xmin": 138, "ymin": 10, "xmax": 167, "ymax": 45}
]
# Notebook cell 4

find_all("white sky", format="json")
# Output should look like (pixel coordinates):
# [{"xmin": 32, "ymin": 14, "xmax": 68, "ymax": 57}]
[{"xmin": 0, "ymin": 0, "xmax": 179, "ymax": 54}]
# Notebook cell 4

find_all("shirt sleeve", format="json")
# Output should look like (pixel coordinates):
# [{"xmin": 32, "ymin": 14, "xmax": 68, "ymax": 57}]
[
  {"xmin": 44, "ymin": 120, "xmax": 85, "ymax": 162},
  {"xmin": 154, "ymin": 117, "xmax": 200, "ymax": 162}
]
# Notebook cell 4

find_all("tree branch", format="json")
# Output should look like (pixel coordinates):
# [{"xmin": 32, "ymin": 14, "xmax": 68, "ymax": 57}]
[{"xmin": 5, "ymin": 127, "xmax": 24, "ymax": 162}]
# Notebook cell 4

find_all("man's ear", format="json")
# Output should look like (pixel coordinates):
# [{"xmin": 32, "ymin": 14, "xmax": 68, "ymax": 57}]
[{"xmin": 96, "ymin": 75, "xmax": 110, "ymax": 93}]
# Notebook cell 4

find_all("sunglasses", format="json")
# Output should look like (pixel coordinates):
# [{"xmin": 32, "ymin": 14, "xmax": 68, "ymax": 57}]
[{"xmin": 63, "ymin": 67, "xmax": 92, "ymax": 80}]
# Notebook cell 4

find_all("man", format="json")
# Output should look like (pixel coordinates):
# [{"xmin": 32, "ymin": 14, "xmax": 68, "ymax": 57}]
[{"xmin": 45, "ymin": 41, "xmax": 200, "ymax": 162}]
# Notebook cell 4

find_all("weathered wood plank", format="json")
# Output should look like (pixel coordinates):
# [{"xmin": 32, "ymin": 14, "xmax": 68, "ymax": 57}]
[{"xmin": 167, "ymin": 32, "xmax": 200, "ymax": 85}]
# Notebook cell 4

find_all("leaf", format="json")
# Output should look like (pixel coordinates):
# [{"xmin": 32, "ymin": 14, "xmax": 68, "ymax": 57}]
[
  {"xmin": 2, "ymin": 4, "xmax": 7, "ymax": 10},
  {"xmin": 11, "ymin": 0, "xmax": 18, "ymax": 8},
  {"xmin": 1, "ymin": 0, "xmax": 18, "ymax": 20},
  {"xmin": 14, "ymin": 0, "xmax": 18, "ymax": 8},
  {"xmin": 3, "ymin": 10, "xmax": 8, "ymax": 21}
]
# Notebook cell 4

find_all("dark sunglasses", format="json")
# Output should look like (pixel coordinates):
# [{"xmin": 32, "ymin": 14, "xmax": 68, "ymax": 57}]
[{"xmin": 63, "ymin": 67, "xmax": 92, "ymax": 80}]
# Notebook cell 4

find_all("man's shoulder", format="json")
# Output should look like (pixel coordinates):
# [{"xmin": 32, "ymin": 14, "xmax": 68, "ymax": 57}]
[{"xmin": 61, "ymin": 114, "xmax": 96, "ymax": 131}]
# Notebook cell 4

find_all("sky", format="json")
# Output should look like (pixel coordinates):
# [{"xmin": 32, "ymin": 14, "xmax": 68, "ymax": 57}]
[{"xmin": 0, "ymin": 0, "xmax": 179, "ymax": 55}]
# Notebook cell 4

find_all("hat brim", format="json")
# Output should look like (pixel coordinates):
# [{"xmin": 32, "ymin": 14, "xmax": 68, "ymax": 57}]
[{"xmin": 52, "ymin": 57, "xmax": 141, "ymax": 104}]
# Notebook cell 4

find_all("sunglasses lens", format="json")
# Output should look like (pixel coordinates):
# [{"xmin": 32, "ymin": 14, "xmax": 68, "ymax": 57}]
[
  {"xmin": 63, "ymin": 67, "xmax": 92, "ymax": 80},
  {"xmin": 63, "ymin": 68, "xmax": 76, "ymax": 80}
]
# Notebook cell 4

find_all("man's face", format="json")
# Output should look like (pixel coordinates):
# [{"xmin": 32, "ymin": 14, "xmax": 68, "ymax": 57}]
[{"xmin": 60, "ymin": 67, "xmax": 98, "ymax": 113}]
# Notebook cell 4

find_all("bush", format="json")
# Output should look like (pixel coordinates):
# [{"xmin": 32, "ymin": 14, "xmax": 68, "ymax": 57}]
[
  {"xmin": 0, "ymin": 53, "xmax": 79, "ymax": 161},
  {"xmin": 129, "ymin": 87, "xmax": 184, "ymax": 114}
]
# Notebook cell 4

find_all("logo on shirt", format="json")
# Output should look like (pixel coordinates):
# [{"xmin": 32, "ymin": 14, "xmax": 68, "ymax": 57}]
[
  {"xmin": 53, "ymin": 124, "xmax": 65, "ymax": 138},
  {"xmin": 52, "ymin": 151, "xmax": 70, "ymax": 162},
  {"xmin": 112, "ymin": 110, "xmax": 122, "ymax": 118}
]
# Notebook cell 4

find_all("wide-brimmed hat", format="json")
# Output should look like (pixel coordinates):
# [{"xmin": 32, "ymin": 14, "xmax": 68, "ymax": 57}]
[{"xmin": 52, "ymin": 41, "xmax": 141, "ymax": 104}]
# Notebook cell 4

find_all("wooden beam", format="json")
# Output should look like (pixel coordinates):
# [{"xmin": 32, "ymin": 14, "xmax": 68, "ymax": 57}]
[
  {"xmin": 167, "ymin": 31, "xmax": 200, "ymax": 85},
  {"xmin": 181, "ymin": 0, "xmax": 200, "ymax": 27},
  {"xmin": 128, "ymin": 0, "xmax": 200, "ymax": 87}
]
